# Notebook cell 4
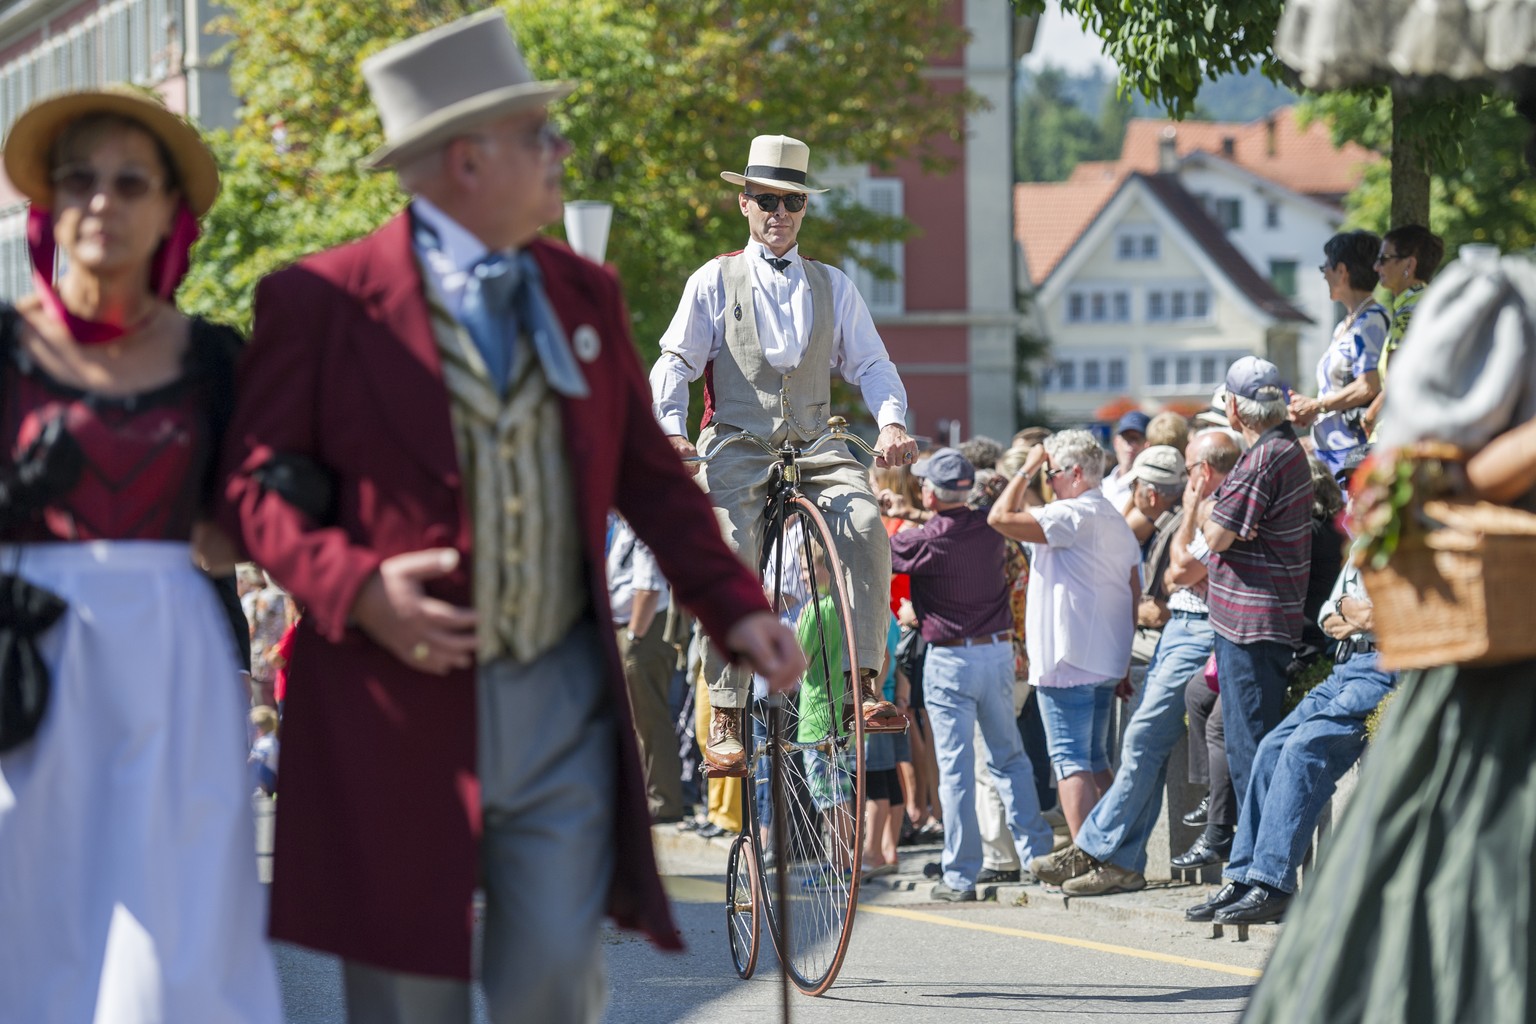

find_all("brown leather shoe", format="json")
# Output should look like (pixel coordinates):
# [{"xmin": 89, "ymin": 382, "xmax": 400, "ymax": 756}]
[
  {"xmin": 703, "ymin": 707, "xmax": 748, "ymax": 777},
  {"xmin": 858, "ymin": 671, "xmax": 907, "ymax": 734}
]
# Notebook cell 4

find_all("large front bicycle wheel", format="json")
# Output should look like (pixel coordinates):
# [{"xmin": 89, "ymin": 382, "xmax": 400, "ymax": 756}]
[{"xmin": 751, "ymin": 495, "xmax": 865, "ymax": 996}]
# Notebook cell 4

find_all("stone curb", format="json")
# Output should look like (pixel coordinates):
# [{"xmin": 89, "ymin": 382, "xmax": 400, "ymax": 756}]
[{"xmin": 653, "ymin": 824, "xmax": 1281, "ymax": 947}]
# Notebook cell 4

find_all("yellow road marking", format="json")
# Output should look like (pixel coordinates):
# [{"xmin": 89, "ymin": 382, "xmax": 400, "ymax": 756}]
[
  {"xmin": 859, "ymin": 905, "xmax": 1263, "ymax": 979},
  {"xmin": 663, "ymin": 875, "xmax": 1261, "ymax": 979}
]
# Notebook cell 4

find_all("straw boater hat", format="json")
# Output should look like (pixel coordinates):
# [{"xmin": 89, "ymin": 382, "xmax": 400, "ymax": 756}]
[
  {"xmin": 2, "ymin": 86, "xmax": 220, "ymax": 216},
  {"xmin": 721, "ymin": 135, "xmax": 830, "ymax": 194},
  {"xmin": 362, "ymin": 10, "xmax": 575, "ymax": 169}
]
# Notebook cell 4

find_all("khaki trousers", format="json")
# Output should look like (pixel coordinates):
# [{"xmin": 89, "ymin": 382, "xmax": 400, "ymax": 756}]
[
  {"xmin": 697, "ymin": 426, "xmax": 890, "ymax": 710},
  {"xmin": 616, "ymin": 615, "xmax": 685, "ymax": 821}
]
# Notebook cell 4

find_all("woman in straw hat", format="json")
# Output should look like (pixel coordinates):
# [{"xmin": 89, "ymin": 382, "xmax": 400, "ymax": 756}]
[{"xmin": 0, "ymin": 89, "xmax": 281, "ymax": 1021}]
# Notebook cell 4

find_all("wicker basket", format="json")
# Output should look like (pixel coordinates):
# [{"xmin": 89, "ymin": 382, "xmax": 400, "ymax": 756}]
[{"xmin": 1363, "ymin": 500, "xmax": 1536, "ymax": 671}]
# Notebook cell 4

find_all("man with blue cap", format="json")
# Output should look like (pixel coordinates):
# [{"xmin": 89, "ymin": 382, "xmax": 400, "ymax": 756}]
[{"xmin": 1102, "ymin": 410, "xmax": 1151, "ymax": 512}]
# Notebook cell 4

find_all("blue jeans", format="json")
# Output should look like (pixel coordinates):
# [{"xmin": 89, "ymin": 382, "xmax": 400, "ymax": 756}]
[
  {"xmin": 1225, "ymin": 651, "xmax": 1395, "ymax": 894},
  {"xmin": 1036, "ymin": 679, "xmax": 1118, "ymax": 779},
  {"xmin": 924, "ymin": 641, "xmax": 1054, "ymax": 891},
  {"xmin": 1214, "ymin": 635, "xmax": 1293, "ymax": 812},
  {"xmin": 1077, "ymin": 614, "xmax": 1215, "ymax": 872}
]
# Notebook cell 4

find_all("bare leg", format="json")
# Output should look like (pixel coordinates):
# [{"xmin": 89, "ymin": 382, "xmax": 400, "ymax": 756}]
[
  {"xmin": 864, "ymin": 798, "xmax": 891, "ymax": 866},
  {"xmin": 1059, "ymin": 771, "xmax": 1101, "ymax": 840}
]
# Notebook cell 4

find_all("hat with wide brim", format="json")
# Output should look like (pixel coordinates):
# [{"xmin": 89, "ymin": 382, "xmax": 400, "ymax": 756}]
[
  {"xmin": 3, "ymin": 87, "xmax": 220, "ymax": 216},
  {"xmin": 721, "ymin": 134, "xmax": 830, "ymax": 194},
  {"xmin": 362, "ymin": 10, "xmax": 576, "ymax": 169}
]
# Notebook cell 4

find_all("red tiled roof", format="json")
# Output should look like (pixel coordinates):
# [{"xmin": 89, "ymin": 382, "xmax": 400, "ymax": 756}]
[
  {"xmin": 1117, "ymin": 106, "xmax": 1378, "ymax": 202},
  {"xmin": 1014, "ymin": 171, "xmax": 1126, "ymax": 287}
]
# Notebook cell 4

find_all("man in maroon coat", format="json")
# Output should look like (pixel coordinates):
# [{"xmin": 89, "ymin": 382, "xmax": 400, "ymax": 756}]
[{"xmin": 222, "ymin": 12, "xmax": 802, "ymax": 1022}]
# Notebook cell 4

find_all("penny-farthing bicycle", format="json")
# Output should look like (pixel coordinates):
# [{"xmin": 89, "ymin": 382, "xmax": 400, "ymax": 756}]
[{"xmin": 692, "ymin": 417, "xmax": 889, "ymax": 997}]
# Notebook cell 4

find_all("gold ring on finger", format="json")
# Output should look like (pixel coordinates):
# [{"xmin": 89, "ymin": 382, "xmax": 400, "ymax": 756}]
[{"xmin": 411, "ymin": 641, "xmax": 430, "ymax": 663}]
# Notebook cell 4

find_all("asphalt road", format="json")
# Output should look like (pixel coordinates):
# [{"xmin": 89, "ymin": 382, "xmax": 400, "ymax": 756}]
[{"xmin": 274, "ymin": 832, "xmax": 1270, "ymax": 1023}]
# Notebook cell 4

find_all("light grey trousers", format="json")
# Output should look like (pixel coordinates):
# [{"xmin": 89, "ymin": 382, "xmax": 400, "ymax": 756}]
[
  {"xmin": 342, "ymin": 621, "xmax": 616, "ymax": 1024},
  {"xmin": 697, "ymin": 426, "xmax": 891, "ymax": 710}
]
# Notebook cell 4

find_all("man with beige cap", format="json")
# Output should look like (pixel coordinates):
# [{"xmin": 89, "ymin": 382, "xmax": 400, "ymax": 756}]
[
  {"xmin": 652, "ymin": 134, "xmax": 918, "ymax": 776},
  {"xmin": 222, "ymin": 12, "xmax": 802, "ymax": 1022}
]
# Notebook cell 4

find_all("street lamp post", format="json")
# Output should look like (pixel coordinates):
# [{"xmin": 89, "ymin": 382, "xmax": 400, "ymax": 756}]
[{"xmin": 563, "ymin": 200, "xmax": 613, "ymax": 265}]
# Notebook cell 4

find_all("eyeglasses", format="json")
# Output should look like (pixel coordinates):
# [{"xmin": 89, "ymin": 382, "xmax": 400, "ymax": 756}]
[
  {"xmin": 1373, "ymin": 252, "xmax": 1406, "ymax": 266},
  {"xmin": 1043, "ymin": 466, "xmax": 1068, "ymax": 482},
  {"xmin": 1317, "ymin": 262, "xmax": 1332, "ymax": 275},
  {"xmin": 742, "ymin": 192, "xmax": 808, "ymax": 213},
  {"xmin": 51, "ymin": 165, "xmax": 162, "ymax": 202},
  {"xmin": 467, "ymin": 121, "xmax": 567, "ymax": 157}
]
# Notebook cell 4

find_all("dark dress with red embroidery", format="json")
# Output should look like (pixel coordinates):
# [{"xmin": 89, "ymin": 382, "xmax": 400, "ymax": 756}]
[{"xmin": 0, "ymin": 312, "xmax": 283, "ymax": 1022}]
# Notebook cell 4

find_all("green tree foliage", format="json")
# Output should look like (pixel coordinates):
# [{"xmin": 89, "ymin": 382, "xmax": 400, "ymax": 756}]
[
  {"xmin": 181, "ymin": 0, "xmax": 977, "ymax": 356},
  {"xmin": 1314, "ymin": 91, "xmax": 1536, "ymax": 252},
  {"xmin": 1015, "ymin": 66, "xmax": 1129, "ymax": 181}
]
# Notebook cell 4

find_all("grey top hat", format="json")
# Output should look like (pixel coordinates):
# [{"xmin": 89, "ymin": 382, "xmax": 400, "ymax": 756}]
[
  {"xmin": 720, "ymin": 135, "xmax": 830, "ymax": 194},
  {"xmin": 362, "ymin": 10, "xmax": 575, "ymax": 169}
]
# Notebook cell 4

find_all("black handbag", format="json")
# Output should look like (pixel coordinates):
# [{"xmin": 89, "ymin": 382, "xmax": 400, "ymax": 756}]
[{"xmin": 0, "ymin": 567, "xmax": 67, "ymax": 753}]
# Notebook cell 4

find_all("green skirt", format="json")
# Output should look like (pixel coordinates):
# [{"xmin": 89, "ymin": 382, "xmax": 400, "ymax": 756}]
[{"xmin": 1244, "ymin": 659, "xmax": 1536, "ymax": 1024}]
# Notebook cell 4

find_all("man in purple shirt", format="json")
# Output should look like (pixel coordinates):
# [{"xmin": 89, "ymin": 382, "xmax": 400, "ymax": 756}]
[
  {"xmin": 1194, "ymin": 357, "xmax": 1313, "ymax": 836},
  {"xmin": 891, "ymin": 448, "xmax": 1055, "ymax": 901}
]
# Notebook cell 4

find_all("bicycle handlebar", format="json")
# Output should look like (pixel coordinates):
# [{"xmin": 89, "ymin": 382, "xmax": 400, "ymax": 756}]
[{"xmin": 684, "ymin": 416, "xmax": 883, "ymax": 466}]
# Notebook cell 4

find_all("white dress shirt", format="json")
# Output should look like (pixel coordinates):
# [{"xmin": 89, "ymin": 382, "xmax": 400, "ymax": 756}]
[
  {"xmin": 412, "ymin": 196, "xmax": 498, "ymax": 318},
  {"xmin": 649, "ymin": 238, "xmax": 908, "ymax": 436},
  {"xmin": 605, "ymin": 515, "xmax": 670, "ymax": 625}
]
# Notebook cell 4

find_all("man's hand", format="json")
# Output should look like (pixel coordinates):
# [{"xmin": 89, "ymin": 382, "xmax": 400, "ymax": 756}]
[
  {"xmin": 667, "ymin": 434, "xmax": 701, "ymax": 477},
  {"xmin": 350, "ymin": 548, "xmax": 479, "ymax": 676},
  {"xmin": 1288, "ymin": 394, "xmax": 1322, "ymax": 429},
  {"xmin": 1323, "ymin": 613, "xmax": 1355, "ymax": 641},
  {"xmin": 724, "ymin": 611, "xmax": 806, "ymax": 693},
  {"xmin": 874, "ymin": 424, "xmax": 918, "ymax": 468}
]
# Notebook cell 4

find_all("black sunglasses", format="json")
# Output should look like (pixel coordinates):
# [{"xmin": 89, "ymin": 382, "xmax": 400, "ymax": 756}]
[
  {"xmin": 52, "ymin": 165, "xmax": 162, "ymax": 202},
  {"xmin": 743, "ymin": 192, "xmax": 808, "ymax": 213}
]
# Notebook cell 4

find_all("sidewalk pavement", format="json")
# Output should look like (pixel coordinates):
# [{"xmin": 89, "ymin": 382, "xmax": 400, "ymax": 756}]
[{"xmin": 652, "ymin": 822, "xmax": 1282, "ymax": 948}]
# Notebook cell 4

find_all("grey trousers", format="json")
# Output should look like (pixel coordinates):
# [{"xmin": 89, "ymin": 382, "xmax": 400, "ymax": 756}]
[
  {"xmin": 342, "ymin": 622, "xmax": 616, "ymax": 1024},
  {"xmin": 616, "ymin": 615, "xmax": 685, "ymax": 820},
  {"xmin": 698, "ymin": 425, "xmax": 891, "ymax": 710}
]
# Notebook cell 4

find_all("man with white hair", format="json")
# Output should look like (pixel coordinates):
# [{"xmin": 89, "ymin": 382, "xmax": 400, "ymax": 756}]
[
  {"xmin": 1031, "ymin": 430, "xmax": 1242, "ymax": 894},
  {"xmin": 990, "ymin": 430, "xmax": 1142, "ymax": 842},
  {"xmin": 223, "ymin": 13, "xmax": 803, "ymax": 1021},
  {"xmin": 1190, "ymin": 358, "xmax": 1313, "ymax": 833}
]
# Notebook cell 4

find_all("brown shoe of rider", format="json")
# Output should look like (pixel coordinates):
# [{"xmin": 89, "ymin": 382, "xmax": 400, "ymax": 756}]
[
  {"xmin": 703, "ymin": 707, "xmax": 748, "ymax": 777},
  {"xmin": 858, "ymin": 670, "xmax": 907, "ymax": 734}
]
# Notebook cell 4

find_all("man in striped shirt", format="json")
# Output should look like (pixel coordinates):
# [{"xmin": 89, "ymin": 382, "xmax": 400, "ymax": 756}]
[{"xmin": 1196, "ymin": 357, "xmax": 1313, "ymax": 820}]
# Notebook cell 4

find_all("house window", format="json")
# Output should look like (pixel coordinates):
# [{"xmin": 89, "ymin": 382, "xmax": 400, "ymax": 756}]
[
  {"xmin": 1270, "ymin": 259, "xmax": 1298, "ymax": 298},
  {"xmin": 1067, "ymin": 293, "xmax": 1085, "ymax": 323},
  {"xmin": 1090, "ymin": 293, "xmax": 1107, "ymax": 322},
  {"xmin": 1175, "ymin": 357, "xmax": 1193, "ymax": 387},
  {"xmin": 1141, "ymin": 234, "xmax": 1158, "ymax": 259},
  {"xmin": 1112, "ymin": 292, "xmax": 1130, "ymax": 322},
  {"xmin": 1149, "ymin": 358, "xmax": 1168, "ymax": 387},
  {"xmin": 1107, "ymin": 359, "xmax": 1126, "ymax": 389},
  {"xmin": 1200, "ymin": 356, "xmax": 1219, "ymax": 386},
  {"xmin": 1170, "ymin": 291, "xmax": 1187, "ymax": 319},
  {"xmin": 1266, "ymin": 201, "xmax": 1281, "ymax": 229},
  {"xmin": 1083, "ymin": 359, "xmax": 1102, "ymax": 390},
  {"xmin": 1192, "ymin": 290, "xmax": 1210, "ymax": 319},
  {"xmin": 1057, "ymin": 361, "xmax": 1076, "ymax": 391},
  {"xmin": 1147, "ymin": 292, "xmax": 1166, "ymax": 321},
  {"xmin": 846, "ymin": 178, "xmax": 904, "ymax": 316},
  {"xmin": 1214, "ymin": 197, "xmax": 1242, "ymax": 232},
  {"xmin": 1118, "ymin": 235, "xmax": 1136, "ymax": 260}
]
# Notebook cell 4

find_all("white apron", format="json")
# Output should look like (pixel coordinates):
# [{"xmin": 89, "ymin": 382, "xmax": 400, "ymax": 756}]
[{"xmin": 0, "ymin": 541, "xmax": 281, "ymax": 1024}]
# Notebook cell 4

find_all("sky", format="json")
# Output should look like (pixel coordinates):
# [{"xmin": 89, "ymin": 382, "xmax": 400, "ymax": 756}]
[{"xmin": 1018, "ymin": 3, "xmax": 1116, "ymax": 76}]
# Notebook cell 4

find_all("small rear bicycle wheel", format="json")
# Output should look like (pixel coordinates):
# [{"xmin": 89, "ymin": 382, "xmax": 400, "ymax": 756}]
[
  {"xmin": 752, "ymin": 494, "xmax": 865, "ymax": 996},
  {"xmin": 726, "ymin": 833, "xmax": 761, "ymax": 979}
]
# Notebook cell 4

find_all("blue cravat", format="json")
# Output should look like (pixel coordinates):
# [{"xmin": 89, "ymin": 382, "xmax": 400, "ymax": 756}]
[{"xmin": 459, "ymin": 251, "xmax": 520, "ymax": 391}]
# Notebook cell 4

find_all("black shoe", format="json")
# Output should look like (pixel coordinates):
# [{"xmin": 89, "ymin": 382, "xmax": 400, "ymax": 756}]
[
  {"xmin": 1181, "ymin": 793, "xmax": 1210, "ymax": 828},
  {"xmin": 1214, "ymin": 885, "xmax": 1291, "ymax": 924},
  {"xmin": 923, "ymin": 861, "xmax": 942, "ymax": 879},
  {"xmin": 1171, "ymin": 827, "xmax": 1233, "ymax": 869},
  {"xmin": 1186, "ymin": 881, "xmax": 1249, "ymax": 922},
  {"xmin": 976, "ymin": 867, "xmax": 1021, "ymax": 884},
  {"xmin": 931, "ymin": 882, "xmax": 976, "ymax": 902},
  {"xmin": 695, "ymin": 822, "xmax": 726, "ymax": 839}
]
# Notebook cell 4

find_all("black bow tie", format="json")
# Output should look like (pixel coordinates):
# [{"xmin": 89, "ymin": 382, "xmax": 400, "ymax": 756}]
[{"xmin": 764, "ymin": 256, "xmax": 791, "ymax": 273}]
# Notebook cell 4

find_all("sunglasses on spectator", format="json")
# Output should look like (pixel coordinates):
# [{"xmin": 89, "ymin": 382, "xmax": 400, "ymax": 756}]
[
  {"xmin": 1373, "ymin": 252, "xmax": 1406, "ymax": 266},
  {"xmin": 1043, "ymin": 466, "xmax": 1070, "ymax": 482},
  {"xmin": 51, "ymin": 165, "xmax": 163, "ymax": 202},
  {"xmin": 743, "ymin": 192, "xmax": 808, "ymax": 213}
]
